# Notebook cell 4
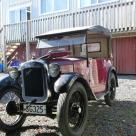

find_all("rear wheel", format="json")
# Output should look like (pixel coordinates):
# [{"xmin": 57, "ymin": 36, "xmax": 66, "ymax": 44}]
[
  {"xmin": 104, "ymin": 73, "xmax": 116, "ymax": 106},
  {"xmin": 0, "ymin": 88, "xmax": 26, "ymax": 132},
  {"xmin": 57, "ymin": 82, "xmax": 88, "ymax": 136}
]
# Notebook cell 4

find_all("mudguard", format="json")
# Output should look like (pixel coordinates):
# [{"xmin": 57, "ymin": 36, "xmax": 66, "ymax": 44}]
[
  {"xmin": 0, "ymin": 74, "xmax": 20, "ymax": 91},
  {"xmin": 54, "ymin": 73, "xmax": 96, "ymax": 100}
]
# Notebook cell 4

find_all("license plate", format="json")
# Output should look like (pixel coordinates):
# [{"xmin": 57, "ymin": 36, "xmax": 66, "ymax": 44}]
[{"xmin": 23, "ymin": 104, "xmax": 46, "ymax": 115}]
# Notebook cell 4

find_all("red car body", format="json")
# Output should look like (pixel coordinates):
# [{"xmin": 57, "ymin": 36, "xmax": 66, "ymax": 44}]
[{"xmin": 43, "ymin": 49, "xmax": 113, "ymax": 99}]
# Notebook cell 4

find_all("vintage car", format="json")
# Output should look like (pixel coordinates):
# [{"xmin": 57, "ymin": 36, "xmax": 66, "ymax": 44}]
[{"xmin": 0, "ymin": 25, "xmax": 118, "ymax": 136}]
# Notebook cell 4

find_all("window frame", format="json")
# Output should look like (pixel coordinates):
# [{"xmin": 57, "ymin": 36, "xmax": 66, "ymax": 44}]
[{"xmin": 39, "ymin": 0, "xmax": 70, "ymax": 15}]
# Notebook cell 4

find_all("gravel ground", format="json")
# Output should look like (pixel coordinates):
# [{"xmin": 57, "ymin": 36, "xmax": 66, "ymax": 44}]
[{"xmin": 0, "ymin": 75, "xmax": 136, "ymax": 136}]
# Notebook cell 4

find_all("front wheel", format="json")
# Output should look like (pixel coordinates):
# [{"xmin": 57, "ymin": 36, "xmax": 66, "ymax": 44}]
[
  {"xmin": 0, "ymin": 88, "xmax": 26, "ymax": 132},
  {"xmin": 57, "ymin": 82, "xmax": 88, "ymax": 136}
]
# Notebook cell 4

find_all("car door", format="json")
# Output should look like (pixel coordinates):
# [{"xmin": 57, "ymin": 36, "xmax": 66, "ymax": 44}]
[{"xmin": 89, "ymin": 58, "xmax": 108, "ymax": 95}]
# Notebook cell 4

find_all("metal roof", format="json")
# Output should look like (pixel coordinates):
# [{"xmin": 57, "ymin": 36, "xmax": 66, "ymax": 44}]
[{"xmin": 36, "ymin": 25, "xmax": 111, "ymax": 38}]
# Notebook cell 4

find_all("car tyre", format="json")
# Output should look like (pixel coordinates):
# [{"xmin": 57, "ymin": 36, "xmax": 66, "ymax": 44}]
[
  {"xmin": 0, "ymin": 88, "xmax": 26, "ymax": 132},
  {"xmin": 104, "ymin": 73, "xmax": 116, "ymax": 106},
  {"xmin": 57, "ymin": 82, "xmax": 88, "ymax": 136}
]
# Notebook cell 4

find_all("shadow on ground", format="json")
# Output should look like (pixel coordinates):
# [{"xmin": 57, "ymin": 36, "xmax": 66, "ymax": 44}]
[
  {"xmin": 117, "ymin": 75, "xmax": 136, "ymax": 80},
  {"xmin": 3, "ymin": 100, "xmax": 136, "ymax": 136},
  {"xmin": 5, "ymin": 125, "xmax": 59, "ymax": 136}
]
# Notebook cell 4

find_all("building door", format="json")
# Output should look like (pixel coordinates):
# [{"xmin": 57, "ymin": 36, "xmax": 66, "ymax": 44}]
[{"xmin": 112, "ymin": 37, "xmax": 136, "ymax": 74}]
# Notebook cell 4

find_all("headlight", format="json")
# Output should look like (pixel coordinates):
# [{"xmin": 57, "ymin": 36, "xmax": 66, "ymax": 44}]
[
  {"xmin": 49, "ymin": 63, "xmax": 60, "ymax": 78},
  {"xmin": 8, "ymin": 67, "xmax": 19, "ymax": 79}
]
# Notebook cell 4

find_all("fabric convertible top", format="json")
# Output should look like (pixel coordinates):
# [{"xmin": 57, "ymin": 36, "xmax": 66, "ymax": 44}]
[{"xmin": 36, "ymin": 25, "xmax": 111, "ymax": 49}]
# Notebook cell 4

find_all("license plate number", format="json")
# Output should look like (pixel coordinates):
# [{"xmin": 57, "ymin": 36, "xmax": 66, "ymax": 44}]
[{"xmin": 23, "ymin": 104, "xmax": 46, "ymax": 115}]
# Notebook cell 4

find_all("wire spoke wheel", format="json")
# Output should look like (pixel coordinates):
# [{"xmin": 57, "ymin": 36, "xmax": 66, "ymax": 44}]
[
  {"xmin": 57, "ymin": 82, "xmax": 88, "ymax": 136},
  {"xmin": 0, "ymin": 91, "xmax": 20, "ymax": 125},
  {"xmin": 0, "ymin": 88, "xmax": 26, "ymax": 132}
]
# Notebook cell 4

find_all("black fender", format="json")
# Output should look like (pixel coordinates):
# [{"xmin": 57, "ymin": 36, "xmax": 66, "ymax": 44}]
[
  {"xmin": 0, "ymin": 74, "xmax": 20, "ymax": 92},
  {"xmin": 54, "ymin": 73, "xmax": 96, "ymax": 100},
  {"xmin": 107, "ymin": 66, "xmax": 118, "ymax": 88}
]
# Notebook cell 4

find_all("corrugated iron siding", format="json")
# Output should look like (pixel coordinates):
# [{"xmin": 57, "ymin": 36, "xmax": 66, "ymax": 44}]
[{"xmin": 112, "ymin": 37, "xmax": 136, "ymax": 74}]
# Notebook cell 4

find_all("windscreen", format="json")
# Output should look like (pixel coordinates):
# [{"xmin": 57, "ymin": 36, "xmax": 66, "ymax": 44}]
[{"xmin": 37, "ymin": 34, "xmax": 86, "ymax": 48}]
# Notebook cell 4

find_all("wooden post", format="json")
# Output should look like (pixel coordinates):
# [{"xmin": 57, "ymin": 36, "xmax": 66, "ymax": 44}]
[
  {"xmin": 2, "ymin": 26, "xmax": 7, "ymax": 72},
  {"xmin": 26, "ymin": 20, "xmax": 30, "ymax": 61},
  {"xmin": 26, "ymin": 7, "xmax": 31, "ymax": 61},
  {"xmin": 26, "ymin": 16, "xmax": 30, "ymax": 61}
]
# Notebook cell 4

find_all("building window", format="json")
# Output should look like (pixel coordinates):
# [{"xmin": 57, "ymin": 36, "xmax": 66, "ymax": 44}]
[
  {"xmin": 41, "ymin": 0, "xmax": 53, "ymax": 13},
  {"xmin": 26, "ymin": 7, "xmax": 31, "ymax": 20},
  {"xmin": 9, "ymin": 0, "xmax": 15, "ymax": 5},
  {"xmin": 20, "ymin": 9, "xmax": 27, "ymax": 22},
  {"xmin": 9, "ymin": 7, "xmax": 31, "ymax": 24},
  {"xmin": 80, "ymin": 0, "xmax": 91, "ymax": 7},
  {"xmin": 80, "ymin": 0, "xmax": 115, "ymax": 7},
  {"xmin": 9, "ymin": 10, "xmax": 16, "ymax": 24},
  {"xmin": 91, "ymin": 0, "xmax": 97, "ymax": 4},
  {"xmin": 40, "ymin": 0, "xmax": 69, "ymax": 14},
  {"xmin": 54, "ymin": 0, "xmax": 68, "ymax": 11}
]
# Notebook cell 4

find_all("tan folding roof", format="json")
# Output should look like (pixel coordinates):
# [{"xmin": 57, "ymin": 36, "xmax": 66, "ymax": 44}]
[{"xmin": 36, "ymin": 25, "xmax": 111, "ymax": 39}]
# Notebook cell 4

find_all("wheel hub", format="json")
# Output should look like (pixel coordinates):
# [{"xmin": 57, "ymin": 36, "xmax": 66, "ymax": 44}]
[
  {"xmin": 71, "ymin": 103, "xmax": 82, "ymax": 114},
  {"xmin": 6, "ymin": 101, "xmax": 18, "ymax": 115},
  {"xmin": 69, "ymin": 102, "xmax": 82, "ymax": 127}
]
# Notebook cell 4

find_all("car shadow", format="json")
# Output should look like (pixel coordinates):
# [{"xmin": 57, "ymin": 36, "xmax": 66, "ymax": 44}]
[
  {"xmin": 35, "ymin": 132, "xmax": 59, "ymax": 136},
  {"xmin": 118, "ymin": 75, "xmax": 136, "ymax": 80},
  {"xmin": 5, "ymin": 125, "xmax": 59, "ymax": 136},
  {"xmin": 5, "ymin": 125, "xmax": 40, "ymax": 136},
  {"xmin": 3, "ymin": 100, "xmax": 136, "ymax": 136}
]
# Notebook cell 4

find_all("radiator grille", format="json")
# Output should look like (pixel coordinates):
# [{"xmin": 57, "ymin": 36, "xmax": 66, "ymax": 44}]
[{"xmin": 23, "ymin": 68, "xmax": 45, "ymax": 97}]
